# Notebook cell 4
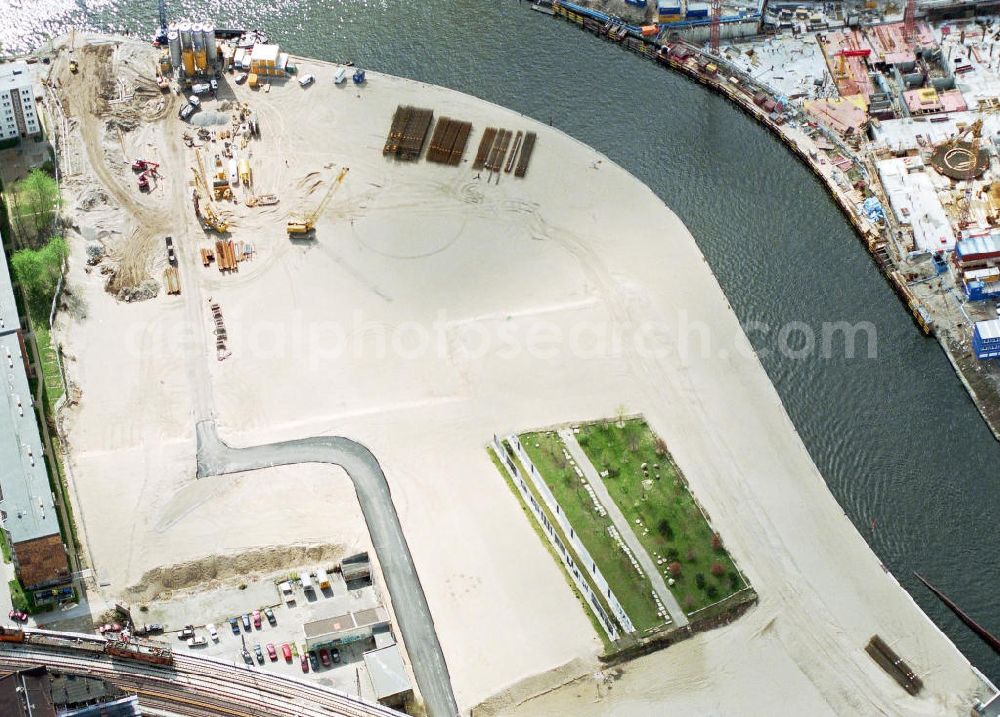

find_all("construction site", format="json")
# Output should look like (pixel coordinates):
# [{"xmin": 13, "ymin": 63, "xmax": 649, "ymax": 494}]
[{"xmin": 15, "ymin": 1, "xmax": 1000, "ymax": 714}]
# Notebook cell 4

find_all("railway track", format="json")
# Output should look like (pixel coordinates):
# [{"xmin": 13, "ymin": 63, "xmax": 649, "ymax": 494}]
[{"xmin": 0, "ymin": 630, "xmax": 401, "ymax": 717}]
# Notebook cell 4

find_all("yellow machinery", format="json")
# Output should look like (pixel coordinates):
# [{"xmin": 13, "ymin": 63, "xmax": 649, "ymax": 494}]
[
  {"xmin": 68, "ymin": 28, "xmax": 78, "ymax": 73},
  {"xmin": 192, "ymin": 150, "xmax": 230, "ymax": 233},
  {"xmin": 287, "ymin": 167, "xmax": 349, "ymax": 236}
]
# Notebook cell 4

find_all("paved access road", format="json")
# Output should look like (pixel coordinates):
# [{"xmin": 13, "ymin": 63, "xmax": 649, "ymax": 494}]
[{"xmin": 196, "ymin": 421, "xmax": 460, "ymax": 717}]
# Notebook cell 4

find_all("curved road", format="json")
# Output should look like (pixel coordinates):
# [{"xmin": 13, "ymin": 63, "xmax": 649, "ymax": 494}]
[{"xmin": 195, "ymin": 420, "xmax": 460, "ymax": 717}]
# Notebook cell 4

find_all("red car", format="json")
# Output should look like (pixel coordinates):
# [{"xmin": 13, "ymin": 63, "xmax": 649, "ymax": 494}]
[
  {"xmin": 319, "ymin": 648, "xmax": 330, "ymax": 667},
  {"xmin": 8, "ymin": 610, "xmax": 27, "ymax": 623},
  {"xmin": 266, "ymin": 643, "xmax": 277, "ymax": 661},
  {"xmin": 252, "ymin": 609, "xmax": 261, "ymax": 629},
  {"xmin": 300, "ymin": 654, "xmax": 309, "ymax": 673},
  {"xmin": 281, "ymin": 643, "xmax": 292, "ymax": 662}
]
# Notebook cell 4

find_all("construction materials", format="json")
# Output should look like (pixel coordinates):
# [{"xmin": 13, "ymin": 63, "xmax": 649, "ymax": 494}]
[
  {"xmin": 514, "ymin": 132, "xmax": 537, "ymax": 178},
  {"xmin": 383, "ymin": 106, "xmax": 434, "ymax": 161},
  {"xmin": 163, "ymin": 266, "xmax": 180, "ymax": 295},
  {"xmin": 210, "ymin": 302, "xmax": 230, "ymax": 361},
  {"xmin": 200, "ymin": 248, "xmax": 215, "ymax": 267},
  {"xmin": 865, "ymin": 635, "xmax": 923, "ymax": 696},
  {"xmin": 245, "ymin": 193, "xmax": 277, "ymax": 207},
  {"xmin": 426, "ymin": 117, "xmax": 473, "ymax": 165},
  {"xmin": 192, "ymin": 150, "xmax": 230, "ymax": 234},
  {"xmin": 472, "ymin": 128, "xmax": 536, "ymax": 178},
  {"xmin": 287, "ymin": 167, "xmax": 349, "ymax": 236},
  {"xmin": 473, "ymin": 128, "xmax": 498, "ymax": 170}
]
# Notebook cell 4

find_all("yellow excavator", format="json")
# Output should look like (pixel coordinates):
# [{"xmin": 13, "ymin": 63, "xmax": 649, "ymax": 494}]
[
  {"xmin": 192, "ymin": 150, "xmax": 230, "ymax": 234},
  {"xmin": 287, "ymin": 167, "xmax": 349, "ymax": 236}
]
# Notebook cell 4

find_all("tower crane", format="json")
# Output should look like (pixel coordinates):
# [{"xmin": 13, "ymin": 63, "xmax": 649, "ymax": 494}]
[{"xmin": 287, "ymin": 167, "xmax": 350, "ymax": 236}]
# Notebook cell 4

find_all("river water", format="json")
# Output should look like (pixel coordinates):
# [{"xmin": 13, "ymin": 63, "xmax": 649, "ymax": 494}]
[{"xmin": 6, "ymin": 0, "xmax": 999, "ymax": 687}]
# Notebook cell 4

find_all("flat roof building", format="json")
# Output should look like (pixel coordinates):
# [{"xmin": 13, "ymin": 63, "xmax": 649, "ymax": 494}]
[
  {"xmin": 303, "ymin": 606, "xmax": 389, "ymax": 649},
  {"xmin": 0, "ymin": 61, "xmax": 41, "ymax": 141},
  {"xmin": 362, "ymin": 644, "xmax": 412, "ymax": 709},
  {"xmin": 0, "ymin": 244, "xmax": 70, "ymax": 595}
]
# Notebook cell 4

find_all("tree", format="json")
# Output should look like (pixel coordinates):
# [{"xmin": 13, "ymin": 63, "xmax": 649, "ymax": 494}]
[
  {"xmin": 12, "ymin": 236, "xmax": 67, "ymax": 316},
  {"xmin": 657, "ymin": 518, "xmax": 674, "ymax": 541},
  {"xmin": 711, "ymin": 532, "xmax": 724, "ymax": 552},
  {"xmin": 695, "ymin": 573, "xmax": 706, "ymax": 590},
  {"xmin": 668, "ymin": 561, "xmax": 682, "ymax": 577},
  {"xmin": 710, "ymin": 562, "xmax": 725, "ymax": 577},
  {"xmin": 12, "ymin": 169, "xmax": 60, "ymax": 245}
]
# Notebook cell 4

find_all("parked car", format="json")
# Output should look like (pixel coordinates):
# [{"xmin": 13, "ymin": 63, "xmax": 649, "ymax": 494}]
[
  {"xmin": 210, "ymin": 78, "xmax": 219, "ymax": 93},
  {"xmin": 331, "ymin": 647, "xmax": 340, "ymax": 663},
  {"xmin": 235, "ymin": 72, "xmax": 248, "ymax": 85},
  {"xmin": 264, "ymin": 607, "xmax": 276, "ymax": 626},
  {"xmin": 266, "ymin": 643, "xmax": 277, "ymax": 661},
  {"xmin": 281, "ymin": 643, "xmax": 292, "ymax": 662},
  {"xmin": 178, "ymin": 625, "xmax": 195, "ymax": 640},
  {"xmin": 254, "ymin": 644, "xmax": 264, "ymax": 664},
  {"xmin": 308, "ymin": 651, "xmax": 319, "ymax": 671},
  {"xmin": 252, "ymin": 609, "xmax": 261, "ymax": 629},
  {"xmin": 206, "ymin": 623, "xmax": 218, "ymax": 641},
  {"xmin": 300, "ymin": 654, "xmax": 309, "ymax": 673},
  {"xmin": 298, "ymin": 73, "xmax": 315, "ymax": 88},
  {"xmin": 187, "ymin": 635, "xmax": 208, "ymax": 647},
  {"xmin": 178, "ymin": 102, "xmax": 196, "ymax": 121},
  {"xmin": 242, "ymin": 649, "xmax": 253, "ymax": 666},
  {"xmin": 145, "ymin": 624, "xmax": 164, "ymax": 635},
  {"xmin": 8, "ymin": 610, "xmax": 27, "ymax": 623},
  {"xmin": 229, "ymin": 617, "xmax": 240, "ymax": 635},
  {"xmin": 319, "ymin": 648, "xmax": 330, "ymax": 667},
  {"xmin": 241, "ymin": 614, "xmax": 251, "ymax": 631}
]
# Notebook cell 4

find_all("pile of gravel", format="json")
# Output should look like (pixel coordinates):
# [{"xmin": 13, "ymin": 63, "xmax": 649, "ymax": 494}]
[{"xmin": 190, "ymin": 111, "xmax": 230, "ymax": 127}]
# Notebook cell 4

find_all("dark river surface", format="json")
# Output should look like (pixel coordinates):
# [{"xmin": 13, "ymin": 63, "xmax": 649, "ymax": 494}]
[{"xmin": 6, "ymin": 0, "xmax": 999, "ymax": 687}]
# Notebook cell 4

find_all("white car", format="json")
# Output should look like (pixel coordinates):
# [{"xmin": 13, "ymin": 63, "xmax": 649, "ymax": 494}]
[
  {"xmin": 206, "ymin": 623, "xmax": 219, "ymax": 641},
  {"xmin": 298, "ymin": 74, "xmax": 315, "ymax": 88},
  {"xmin": 188, "ymin": 95, "xmax": 201, "ymax": 108}
]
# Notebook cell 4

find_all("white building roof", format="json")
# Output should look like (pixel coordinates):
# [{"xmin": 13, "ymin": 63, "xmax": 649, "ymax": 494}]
[
  {"xmin": 0, "ymin": 61, "xmax": 33, "ymax": 93},
  {"xmin": 877, "ymin": 158, "xmax": 955, "ymax": 252},
  {"xmin": 250, "ymin": 44, "xmax": 280, "ymax": 63},
  {"xmin": 0, "ymin": 332, "xmax": 59, "ymax": 544},
  {"xmin": 0, "ymin": 247, "xmax": 19, "ymax": 335},
  {"xmin": 363, "ymin": 645, "xmax": 410, "ymax": 700},
  {"xmin": 976, "ymin": 319, "xmax": 1000, "ymax": 341}
]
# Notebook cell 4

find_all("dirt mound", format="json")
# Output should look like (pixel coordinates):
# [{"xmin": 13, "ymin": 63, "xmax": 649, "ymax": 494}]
[
  {"xmin": 124, "ymin": 544, "xmax": 348, "ymax": 602},
  {"xmin": 77, "ymin": 188, "xmax": 114, "ymax": 211}
]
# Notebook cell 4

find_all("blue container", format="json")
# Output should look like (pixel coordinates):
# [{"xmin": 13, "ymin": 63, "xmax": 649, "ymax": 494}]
[
  {"xmin": 658, "ymin": 3, "xmax": 683, "ymax": 14},
  {"xmin": 686, "ymin": 4, "xmax": 710, "ymax": 18},
  {"xmin": 973, "ymin": 319, "xmax": 1000, "ymax": 359},
  {"xmin": 625, "ymin": 0, "xmax": 647, "ymax": 6}
]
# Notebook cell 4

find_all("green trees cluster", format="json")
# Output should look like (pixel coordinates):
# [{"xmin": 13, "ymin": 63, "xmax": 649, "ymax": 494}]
[
  {"xmin": 12, "ymin": 236, "xmax": 67, "ymax": 316},
  {"xmin": 9, "ymin": 168, "xmax": 60, "ymax": 246}
]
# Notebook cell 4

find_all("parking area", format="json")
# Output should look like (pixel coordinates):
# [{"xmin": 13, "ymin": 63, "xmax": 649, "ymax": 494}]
[{"xmin": 136, "ymin": 568, "xmax": 391, "ymax": 695}]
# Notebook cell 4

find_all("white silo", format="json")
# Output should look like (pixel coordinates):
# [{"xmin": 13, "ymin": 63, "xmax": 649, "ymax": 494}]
[
  {"xmin": 204, "ymin": 23, "xmax": 217, "ymax": 69},
  {"xmin": 192, "ymin": 23, "xmax": 207, "ymax": 72},
  {"xmin": 167, "ymin": 31, "xmax": 181, "ymax": 70}
]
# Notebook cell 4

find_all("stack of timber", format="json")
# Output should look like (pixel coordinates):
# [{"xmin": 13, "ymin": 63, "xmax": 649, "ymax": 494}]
[
  {"xmin": 215, "ymin": 240, "xmax": 239, "ymax": 272},
  {"xmin": 200, "ymin": 248, "xmax": 215, "ymax": 267},
  {"xmin": 383, "ymin": 106, "xmax": 434, "ymax": 161},
  {"xmin": 865, "ymin": 635, "xmax": 923, "ymax": 696},
  {"xmin": 426, "ymin": 117, "xmax": 473, "ymax": 165},
  {"xmin": 163, "ymin": 266, "xmax": 180, "ymax": 295},
  {"xmin": 472, "ymin": 128, "xmax": 536, "ymax": 178},
  {"xmin": 514, "ymin": 132, "xmax": 537, "ymax": 177},
  {"xmin": 473, "ymin": 128, "xmax": 498, "ymax": 170}
]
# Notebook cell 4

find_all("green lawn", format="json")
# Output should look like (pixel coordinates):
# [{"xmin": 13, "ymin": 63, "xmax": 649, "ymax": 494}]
[
  {"xmin": 33, "ymin": 322, "xmax": 64, "ymax": 412},
  {"xmin": 520, "ymin": 431, "xmax": 667, "ymax": 633},
  {"xmin": 577, "ymin": 419, "xmax": 745, "ymax": 615}
]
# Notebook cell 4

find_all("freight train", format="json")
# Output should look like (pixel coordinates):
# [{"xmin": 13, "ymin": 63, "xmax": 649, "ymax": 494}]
[{"xmin": 0, "ymin": 626, "xmax": 174, "ymax": 666}]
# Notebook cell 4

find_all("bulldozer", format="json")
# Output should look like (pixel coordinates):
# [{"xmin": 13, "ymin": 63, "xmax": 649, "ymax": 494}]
[{"xmin": 287, "ymin": 167, "xmax": 349, "ymax": 236}]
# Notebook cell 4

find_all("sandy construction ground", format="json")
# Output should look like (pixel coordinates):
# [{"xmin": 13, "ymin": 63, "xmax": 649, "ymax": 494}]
[{"xmin": 51, "ymin": 38, "xmax": 992, "ymax": 715}]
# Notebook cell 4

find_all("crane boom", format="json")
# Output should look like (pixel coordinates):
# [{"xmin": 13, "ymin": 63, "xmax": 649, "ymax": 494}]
[{"xmin": 287, "ymin": 167, "xmax": 349, "ymax": 235}]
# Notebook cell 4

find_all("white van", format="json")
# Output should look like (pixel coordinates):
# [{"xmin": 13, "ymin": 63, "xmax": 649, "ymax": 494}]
[
  {"xmin": 279, "ymin": 580, "xmax": 295, "ymax": 606},
  {"xmin": 228, "ymin": 159, "xmax": 239, "ymax": 186},
  {"xmin": 300, "ymin": 571, "xmax": 313, "ymax": 592},
  {"xmin": 298, "ymin": 73, "xmax": 315, "ymax": 88},
  {"xmin": 333, "ymin": 67, "xmax": 347, "ymax": 85}
]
